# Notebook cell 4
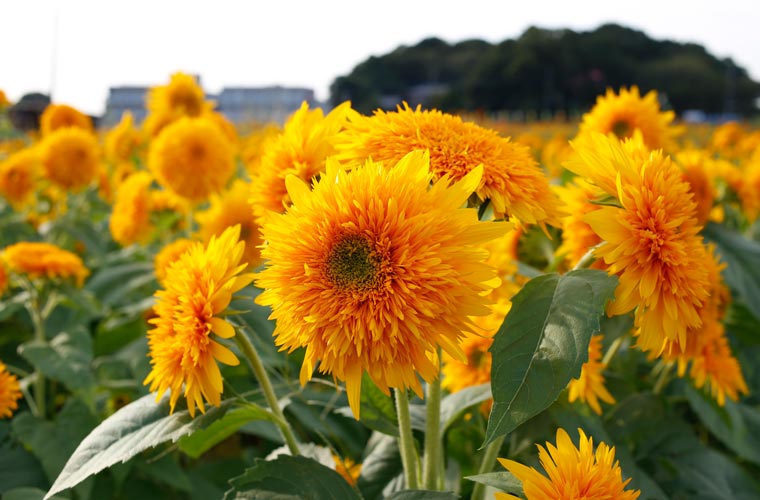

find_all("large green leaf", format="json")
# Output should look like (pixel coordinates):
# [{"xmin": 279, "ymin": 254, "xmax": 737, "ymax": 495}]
[
  {"xmin": 224, "ymin": 455, "xmax": 361, "ymax": 499},
  {"xmin": 465, "ymin": 471, "xmax": 522, "ymax": 495},
  {"xmin": 44, "ymin": 392, "xmax": 234, "ymax": 499},
  {"xmin": 357, "ymin": 433, "xmax": 403, "ymax": 500},
  {"xmin": 18, "ymin": 326, "xmax": 94, "ymax": 391},
  {"xmin": 685, "ymin": 385, "xmax": 760, "ymax": 466},
  {"xmin": 484, "ymin": 269, "xmax": 617, "ymax": 445},
  {"xmin": 179, "ymin": 404, "xmax": 275, "ymax": 458},
  {"xmin": 0, "ymin": 445, "xmax": 48, "ymax": 494},
  {"xmin": 702, "ymin": 222, "xmax": 760, "ymax": 319}
]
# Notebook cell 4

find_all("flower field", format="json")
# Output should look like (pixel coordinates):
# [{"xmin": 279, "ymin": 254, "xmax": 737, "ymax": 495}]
[{"xmin": 1, "ymin": 74, "xmax": 760, "ymax": 499}]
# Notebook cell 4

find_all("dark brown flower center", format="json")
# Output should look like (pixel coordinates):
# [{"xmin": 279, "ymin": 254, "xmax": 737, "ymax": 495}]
[
  {"xmin": 325, "ymin": 233, "xmax": 382, "ymax": 291},
  {"xmin": 611, "ymin": 119, "xmax": 632, "ymax": 139}
]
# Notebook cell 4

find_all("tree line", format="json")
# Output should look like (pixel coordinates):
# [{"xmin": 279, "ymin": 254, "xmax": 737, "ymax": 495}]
[{"xmin": 329, "ymin": 23, "xmax": 760, "ymax": 118}]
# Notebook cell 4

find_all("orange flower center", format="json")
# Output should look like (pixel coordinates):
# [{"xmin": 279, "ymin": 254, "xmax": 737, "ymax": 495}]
[{"xmin": 325, "ymin": 233, "xmax": 383, "ymax": 292}]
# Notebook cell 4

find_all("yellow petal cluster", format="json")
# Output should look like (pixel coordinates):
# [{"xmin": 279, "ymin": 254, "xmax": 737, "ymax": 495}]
[{"xmin": 2, "ymin": 242, "xmax": 89, "ymax": 286}]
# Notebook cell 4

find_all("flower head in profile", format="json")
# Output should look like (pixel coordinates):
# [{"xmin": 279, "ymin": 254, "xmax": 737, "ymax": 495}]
[
  {"xmin": 109, "ymin": 171, "xmax": 155, "ymax": 246},
  {"xmin": 496, "ymin": 428, "xmax": 640, "ymax": 500},
  {"xmin": 2, "ymin": 242, "xmax": 89, "ymax": 286},
  {"xmin": 249, "ymin": 101, "xmax": 353, "ymax": 222},
  {"xmin": 148, "ymin": 116, "xmax": 235, "ymax": 202},
  {"xmin": 566, "ymin": 132, "xmax": 711, "ymax": 353},
  {"xmin": 0, "ymin": 360, "xmax": 22, "ymax": 419},
  {"xmin": 196, "ymin": 179, "xmax": 263, "ymax": 269},
  {"xmin": 568, "ymin": 335, "xmax": 615, "ymax": 415},
  {"xmin": 144, "ymin": 225, "xmax": 254, "ymax": 416},
  {"xmin": 144, "ymin": 72, "xmax": 211, "ymax": 137},
  {"xmin": 154, "ymin": 238, "xmax": 194, "ymax": 287},
  {"xmin": 39, "ymin": 127, "xmax": 101, "ymax": 192},
  {"xmin": 675, "ymin": 149, "xmax": 718, "ymax": 225},
  {"xmin": 39, "ymin": 103, "xmax": 94, "ymax": 136},
  {"xmin": 255, "ymin": 151, "xmax": 510, "ymax": 417},
  {"xmin": 579, "ymin": 86, "xmax": 681, "ymax": 151},
  {"xmin": 0, "ymin": 147, "xmax": 40, "ymax": 209},
  {"xmin": 335, "ymin": 103, "xmax": 564, "ymax": 228}
]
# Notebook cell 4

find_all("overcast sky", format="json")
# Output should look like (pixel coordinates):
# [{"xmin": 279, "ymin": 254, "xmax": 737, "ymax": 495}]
[{"xmin": 3, "ymin": 0, "xmax": 759, "ymax": 116}]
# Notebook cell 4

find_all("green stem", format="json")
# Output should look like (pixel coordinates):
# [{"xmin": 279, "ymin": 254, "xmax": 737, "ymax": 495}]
[
  {"xmin": 422, "ymin": 358, "xmax": 443, "ymax": 490},
  {"xmin": 234, "ymin": 328, "xmax": 300, "ymax": 455},
  {"xmin": 601, "ymin": 335, "xmax": 626, "ymax": 366},
  {"xmin": 653, "ymin": 362, "xmax": 673, "ymax": 395},
  {"xmin": 572, "ymin": 242, "xmax": 605, "ymax": 271},
  {"xmin": 28, "ymin": 292, "xmax": 46, "ymax": 418},
  {"xmin": 471, "ymin": 434, "xmax": 507, "ymax": 500},
  {"xmin": 394, "ymin": 387, "xmax": 420, "ymax": 490}
]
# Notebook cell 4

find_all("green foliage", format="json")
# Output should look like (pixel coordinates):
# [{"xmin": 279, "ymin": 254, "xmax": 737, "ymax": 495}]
[{"xmin": 485, "ymin": 269, "xmax": 618, "ymax": 445}]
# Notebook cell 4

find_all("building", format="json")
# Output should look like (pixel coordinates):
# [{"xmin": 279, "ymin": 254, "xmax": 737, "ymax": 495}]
[{"xmin": 101, "ymin": 82, "xmax": 316, "ymax": 128}]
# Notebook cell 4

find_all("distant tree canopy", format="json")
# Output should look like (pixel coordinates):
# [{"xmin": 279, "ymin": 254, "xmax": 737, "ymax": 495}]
[{"xmin": 329, "ymin": 24, "xmax": 760, "ymax": 118}]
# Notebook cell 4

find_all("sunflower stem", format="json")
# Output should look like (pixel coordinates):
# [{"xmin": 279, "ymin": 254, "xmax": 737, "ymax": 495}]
[
  {"xmin": 234, "ymin": 328, "xmax": 300, "ymax": 456},
  {"xmin": 27, "ymin": 287, "xmax": 47, "ymax": 418},
  {"xmin": 422, "ymin": 364, "xmax": 443, "ymax": 490},
  {"xmin": 471, "ymin": 434, "xmax": 507, "ymax": 500},
  {"xmin": 652, "ymin": 361, "xmax": 673, "ymax": 395},
  {"xmin": 601, "ymin": 335, "xmax": 626, "ymax": 366},
  {"xmin": 572, "ymin": 242, "xmax": 605, "ymax": 271},
  {"xmin": 394, "ymin": 387, "xmax": 420, "ymax": 490}
]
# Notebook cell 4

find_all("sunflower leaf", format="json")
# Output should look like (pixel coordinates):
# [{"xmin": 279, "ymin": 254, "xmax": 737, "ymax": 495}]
[
  {"xmin": 44, "ymin": 392, "xmax": 233, "ymax": 500},
  {"xmin": 484, "ymin": 269, "xmax": 617, "ymax": 446},
  {"xmin": 224, "ymin": 455, "xmax": 361, "ymax": 499}
]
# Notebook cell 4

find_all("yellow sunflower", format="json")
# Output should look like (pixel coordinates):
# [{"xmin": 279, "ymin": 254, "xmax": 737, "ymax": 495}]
[
  {"xmin": 496, "ymin": 428, "xmax": 640, "ymax": 500},
  {"xmin": 255, "ymin": 151, "xmax": 510, "ymax": 418},
  {"xmin": 738, "ymin": 156, "xmax": 760, "ymax": 223},
  {"xmin": 566, "ymin": 132, "xmax": 711, "ymax": 353},
  {"xmin": 104, "ymin": 111, "xmax": 142, "ymax": 164},
  {"xmin": 0, "ymin": 360, "xmax": 22, "ymax": 419},
  {"xmin": 335, "ymin": 102, "xmax": 564, "ymax": 228},
  {"xmin": 196, "ymin": 179, "xmax": 263, "ymax": 268},
  {"xmin": 2, "ymin": 241, "xmax": 89, "ymax": 286},
  {"xmin": 148, "ymin": 116, "xmax": 235, "ymax": 203},
  {"xmin": 39, "ymin": 127, "xmax": 101, "ymax": 192},
  {"xmin": 154, "ymin": 238, "xmax": 194, "ymax": 287},
  {"xmin": 0, "ymin": 147, "xmax": 40, "ymax": 209},
  {"xmin": 109, "ymin": 171, "xmax": 155, "ymax": 246},
  {"xmin": 675, "ymin": 149, "xmax": 717, "ymax": 225},
  {"xmin": 567, "ymin": 335, "xmax": 615, "ymax": 415},
  {"xmin": 144, "ymin": 225, "xmax": 254, "ymax": 416},
  {"xmin": 249, "ymin": 101, "xmax": 353, "ymax": 222},
  {"xmin": 147, "ymin": 72, "xmax": 209, "ymax": 119},
  {"xmin": 241, "ymin": 123, "xmax": 282, "ymax": 176},
  {"xmin": 39, "ymin": 103, "xmax": 94, "ymax": 137},
  {"xmin": 578, "ymin": 86, "xmax": 681, "ymax": 151}
]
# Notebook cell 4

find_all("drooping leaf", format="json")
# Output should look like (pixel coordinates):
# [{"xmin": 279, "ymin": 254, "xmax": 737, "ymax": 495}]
[
  {"xmin": 702, "ymin": 222, "xmax": 760, "ymax": 320},
  {"xmin": 179, "ymin": 404, "xmax": 276, "ymax": 459},
  {"xmin": 440, "ymin": 383, "xmax": 492, "ymax": 436},
  {"xmin": 384, "ymin": 491, "xmax": 459, "ymax": 499},
  {"xmin": 44, "ymin": 393, "xmax": 234, "ymax": 499},
  {"xmin": 357, "ymin": 433, "xmax": 403, "ymax": 500},
  {"xmin": 485, "ymin": 269, "xmax": 617, "ymax": 445},
  {"xmin": 224, "ymin": 455, "xmax": 361, "ymax": 499},
  {"xmin": 685, "ymin": 385, "xmax": 760, "ymax": 466},
  {"xmin": 465, "ymin": 471, "xmax": 522, "ymax": 495}
]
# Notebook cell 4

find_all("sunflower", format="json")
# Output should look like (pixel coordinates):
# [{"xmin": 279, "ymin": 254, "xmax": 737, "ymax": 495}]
[
  {"xmin": 249, "ymin": 101, "xmax": 353, "ymax": 222},
  {"xmin": 148, "ymin": 117, "xmax": 235, "ymax": 203},
  {"xmin": 578, "ymin": 86, "xmax": 681, "ymax": 151},
  {"xmin": 196, "ymin": 179, "xmax": 263, "ymax": 268},
  {"xmin": 566, "ymin": 132, "xmax": 711, "ymax": 353},
  {"xmin": 147, "ymin": 72, "xmax": 209, "ymax": 119},
  {"xmin": 335, "ymin": 102, "xmax": 564, "ymax": 228},
  {"xmin": 0, "ymin": 360, "xmax": 22, "ymax": 419},
  {"xmin": 104, "ymin": 111, "xmax": 142, "ymax": 164},
  {"xmin": 39, "ymin": 103, "xmax": 94, "ymax": 136},
  {"xmin": 496, "ymin": 428, "xmax": 640, "ymax": 500},
  {"xmin": 659, "ymin": 246, "xmax": 747, "ymax": 405},
  {"xmin": 39, "ymin": 127, "xmax": 101, "ymax": 192},
  {"xmin": 0, "ymin": 147, "xmax": 40, "ymax": 209},
  {"xmin": 567, "ymin": 335, "xmax": 615, "ymax": 415},
  {"xmin": 154, "ymin": 238, "xmax": 194, "ymax": 287},
  {"xmin": 109, "ymin": 171, "xmax": 155, "ymax": 246},
  {"xmin": 144, "ymin": 225, "xmax": 254, "ymax": 416},
  {"xmin": 675, "ymin": 149, "xmax": 717, "ymax": 225},
  {"xmin": 2, "ymin": 242, "xmax": 89, "ymax": 286},
  {"xmin": 241, "ymin": 123, "xmax": 282, "ymax": 176},
  {"xmin": 255, "ymin": 151, "xmax": 509, "ymax": 418},
  {"xmin": 738, "ymin": 156, "xmax": 760, "ymax": 223}
]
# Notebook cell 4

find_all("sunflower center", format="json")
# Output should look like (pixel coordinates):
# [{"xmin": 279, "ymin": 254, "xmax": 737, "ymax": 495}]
[
  {"xmin": 325, "ymin": 233, "xmax": 382, "ymax": 292},
  {"xmin": 611, "ymin": 119, "xmax": 632, "ymax": 138}
]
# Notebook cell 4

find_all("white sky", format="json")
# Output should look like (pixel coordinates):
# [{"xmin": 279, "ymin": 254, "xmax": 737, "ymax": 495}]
[{"xmin": 3, "ymin": 0, "xmax": 759, "ymax": 116}]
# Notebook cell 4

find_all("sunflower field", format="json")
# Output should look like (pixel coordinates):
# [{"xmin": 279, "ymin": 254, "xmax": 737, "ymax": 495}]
[{"xmin": 1, "ymin": 74, "xmax": 760, "ymax": 500}]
